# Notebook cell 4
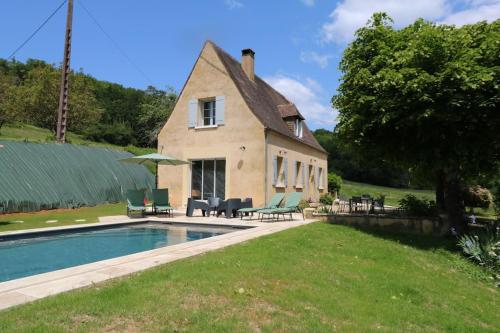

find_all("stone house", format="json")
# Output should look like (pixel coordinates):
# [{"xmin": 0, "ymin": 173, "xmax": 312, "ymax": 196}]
[{"xmin": 157, "ymin": 41, "xmax": 328, "ymax": 208}]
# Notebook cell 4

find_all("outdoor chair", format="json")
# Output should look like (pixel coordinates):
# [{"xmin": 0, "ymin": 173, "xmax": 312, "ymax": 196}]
[
  {"xmin": 152, "ymin": 188, "xmax": 173, "ymax": 216},
  {"xmin": 126, "ymin": 189, "xmax": 147, "ymax": 217},
  {"xmin": 374, "ymin": 197, "xmax": 385, "ymax": 213},
  {"xmin": 207, "ymin": 197, "xmax": 221, "ymax": 216},
  {"xmin": 237, "ymin": 193, "xmax": 284, "ymax": 220},
  {"xmin": 350, "ymin": 196, "xmax": 363, "ymax": 213},
  {"xmin": 217, "ymin": 198, "xmax": 242, "ymax": 218},
  {"xmin": 258, "ymin": 192, "xmax": 304, "ymax": 221},
  {"xmin": 186, "ymin": 198, "xmax": 210, "ymax": 217}
]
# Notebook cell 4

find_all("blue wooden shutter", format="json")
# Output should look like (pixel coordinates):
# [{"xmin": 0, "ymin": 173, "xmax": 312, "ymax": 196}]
[
  {"xmin": 293, "ymin": 161, "xmax": 297, "ymax": 187},
  {"xmin": 215, "ymin": 96, "xmax": 225, "ymax": 125},
  {"xmin": 188, "ymin": 99, "xmax": 197, "ymax": 128},
  {"xmin": 283, "ymin": 158, "xmax": 288, "ymax": 187},
  {"xmin": 272, "ymin": 155, "xmax": 278, "ymax": 186},
  {"xmin": 301, "ymin": 163, "xmax": 305, "ymax": 188},
  {"xmin": 315, "ymin": 166, "xmax": 319, "ymax": 189}
]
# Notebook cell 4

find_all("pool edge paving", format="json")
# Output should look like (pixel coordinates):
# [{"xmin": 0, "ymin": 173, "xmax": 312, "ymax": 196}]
[{"xmin": 0, "ymin": 213, "xmax": 314, "ymax": 311}]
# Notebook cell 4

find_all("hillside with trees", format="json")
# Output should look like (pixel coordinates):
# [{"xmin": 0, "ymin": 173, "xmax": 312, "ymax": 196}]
[{"xmin": 0, "ymin": 58, "xmax": 176, "ymax": 148}]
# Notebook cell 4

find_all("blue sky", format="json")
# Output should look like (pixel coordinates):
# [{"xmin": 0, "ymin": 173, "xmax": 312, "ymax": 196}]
[{"xmin": 1, "ymin": 0, "xmax": 499, "ymax": 130}]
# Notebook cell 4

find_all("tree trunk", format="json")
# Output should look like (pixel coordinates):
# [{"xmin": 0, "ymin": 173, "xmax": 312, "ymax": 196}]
[
  {"xmin": 444, "ymin": 175, "xmax": 466, "ymax": 234},
  {"xmin": 435, "ymin": 170, "xmax": 446, "ymax": 211}
]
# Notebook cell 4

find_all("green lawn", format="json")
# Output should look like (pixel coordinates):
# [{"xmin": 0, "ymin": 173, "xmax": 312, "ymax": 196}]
[
  {"xmin": 0, "ymin": 123, "xmax": 155, "ymax": 155},
  {"xmin": 0, "ymin": 222, "xmax": 497, "ymax": 332},
  {"xmin": 341, "ymin": 180, "xmax": 496, "ymax": 217},
  {"xmin": 0, "ymin": 203, "xmax": 124, "ymax": 233},
  {"xmin": 340, "ymin": 180, "xmax": 435, "ymax": 207}
]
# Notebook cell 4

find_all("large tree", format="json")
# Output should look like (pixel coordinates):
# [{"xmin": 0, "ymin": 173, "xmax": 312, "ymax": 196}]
[
  {"xmin": 333, "ymin": 13, "xmax": 500, "ymax": 230},
  {"xmin": 6, "ymin": 64, "xmax": 103, "ymax": 134}
]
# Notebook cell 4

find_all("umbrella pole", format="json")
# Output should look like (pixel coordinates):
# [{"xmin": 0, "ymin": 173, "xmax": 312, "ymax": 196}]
[{"xmin": 155, "ymin": 162, "xmax": 158, "ymax": 189}]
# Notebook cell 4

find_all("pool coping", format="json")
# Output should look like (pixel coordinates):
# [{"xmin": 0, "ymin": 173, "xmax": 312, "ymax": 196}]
[{"xmin": 0, "ymin": 214, "xmax": 313, "ymax": 311}]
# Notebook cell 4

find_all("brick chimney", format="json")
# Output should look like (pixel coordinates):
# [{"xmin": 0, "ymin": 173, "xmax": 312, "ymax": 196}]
[{"xmin": 241, "ymin": 48, "xmax": 255, "ymax": 81}]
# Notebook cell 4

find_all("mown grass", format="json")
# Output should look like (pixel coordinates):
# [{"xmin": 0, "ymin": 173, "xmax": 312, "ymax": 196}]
[
  {"xmin": 340, "ymin": 180, "xmax": 435, "ymax": 207},
  {"xmin": 341, "ymin": 180, "xmax": 496, "ymax": 217},
  {"xmin": 0, "ymin": 123, "xmax": 155, "ymax": 155},
  {"xmin": 0, "ymin": 222, "xmax": 497, "ymax": 332},
  {"xmin": 0, "ymin": 202, "xmax": 124, "ymax": 233}
]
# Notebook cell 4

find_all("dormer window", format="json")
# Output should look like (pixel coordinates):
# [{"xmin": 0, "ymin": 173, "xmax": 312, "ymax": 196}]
[{"xmin": 295, "ymin": 119, "xmax": 303, "ymax": 138}]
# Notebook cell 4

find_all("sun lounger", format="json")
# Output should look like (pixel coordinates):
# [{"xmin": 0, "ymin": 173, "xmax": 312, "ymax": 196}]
[
  {"xmin": 152, "ymin": 188, "xmax": 173, "ymax": 216},
  {"xmin": 258, "ymin": 192, "xmax": 303, "ymax": 221},
  {"xmin": 237, "ymin": 193, "xmax": 284, "ymax": 220},
  {"xmin": 126, "ymin": 189, "xmax": 147, "ymax": 217}
]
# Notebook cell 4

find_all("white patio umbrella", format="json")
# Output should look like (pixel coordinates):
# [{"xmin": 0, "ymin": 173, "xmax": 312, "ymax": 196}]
[{"xmin": 118, "ymin": 153, "xmax": 189, "ymax": 188}]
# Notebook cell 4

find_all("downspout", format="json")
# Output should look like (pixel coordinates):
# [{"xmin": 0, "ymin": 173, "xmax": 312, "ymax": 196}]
[{"xmin": 264, "ymin": 127, "xmax": 269, "ymax": 206}]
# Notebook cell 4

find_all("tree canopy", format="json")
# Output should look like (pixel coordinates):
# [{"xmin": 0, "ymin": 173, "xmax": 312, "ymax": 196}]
[
  {"xmin": 333, "ymin": 13, "xmax": 500, "ymax": 229},
  {"xmin": 0, "ymin": 58, "xmax": 176, "ymax": 147}
]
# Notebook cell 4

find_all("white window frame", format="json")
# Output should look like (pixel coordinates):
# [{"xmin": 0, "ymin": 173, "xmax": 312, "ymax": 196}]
[
  {"xmin": 295, "ymin": 119, "xmax": 303, "ymax": 138},
  {"xmin": 275, "ymin": 156, "xmax": 286, "ymax": 188},
  {"xmin": 198, "ymin": 99, "xmax": 216, "ymax": 128},
  {"xmin": 294, "ymin": 161, "xmax": 303, "ymax": 188},
  {"xmin": 318, "ymin": 167, "xmax": 325, "ymax": 190}
]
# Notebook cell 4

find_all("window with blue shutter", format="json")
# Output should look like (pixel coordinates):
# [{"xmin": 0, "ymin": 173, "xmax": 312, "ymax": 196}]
[
  {"xmin": 293, "ymin": 161, "xmax": 297, "ymax": 187},
  {"xmin": 283, "ymin": 158, "xmax": 288, "ymax": 187},
  {"xmin": 302, "ymin": 163, "xmax": 305, "ymax": 189},
  {"xmin": 272, "ymin": 155, "xmax": 278, "ymax": 186},
  {"xmin": 215, "ymin": 96, "xmax": 225, "ymax": 125},
  {"xmin": 188, "ymin": 99, "xmax": 198, "ymax": 127}
]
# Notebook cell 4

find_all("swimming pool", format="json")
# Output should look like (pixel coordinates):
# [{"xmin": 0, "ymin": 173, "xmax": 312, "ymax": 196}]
[{"xmin": 0, "ymin": 222, "xmax": 236, "ymax": 283}]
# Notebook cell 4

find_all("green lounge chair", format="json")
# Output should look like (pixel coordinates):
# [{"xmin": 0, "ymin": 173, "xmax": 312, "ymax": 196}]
[
  {"xmin": 258, "ymin": 192, "xmax": 303, "ymax": 221},
  {"xmin": 126, "ymin": 189, "xmax": 146, "ymax": 217},
  {"xmin": 237, "ymin": 193, "xmax": 285, "ymax": 220},
  {"xmin": 152, "ymin": 188, "xmax": 173, "ymax": 216}
]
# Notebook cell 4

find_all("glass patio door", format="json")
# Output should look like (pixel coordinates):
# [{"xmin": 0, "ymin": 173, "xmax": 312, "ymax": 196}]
[{"xmin": 191, "ymin": 159, "xmax": 225, "ymax": 200}]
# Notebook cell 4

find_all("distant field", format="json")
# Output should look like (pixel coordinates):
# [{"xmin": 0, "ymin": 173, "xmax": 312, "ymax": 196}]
[
  {"xmin": 340, "ymin": 180, "xmax": 434, "ymax": 207},
  {"xmin": 341, "ymin": 180, "xmax": 496, "ymax": 216},
  {"xmin": 0, "ymin": 124, "xmax": 155, "ymax": 155}
]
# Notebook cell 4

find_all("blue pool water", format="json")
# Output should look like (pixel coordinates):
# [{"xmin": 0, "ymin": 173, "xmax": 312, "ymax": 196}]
[{"xmin": 0, "ymin": 223, "xmax": 233, "ymax": 283}]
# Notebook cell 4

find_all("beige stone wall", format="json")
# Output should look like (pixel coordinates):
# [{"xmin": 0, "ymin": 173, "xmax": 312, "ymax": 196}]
[
  {"xmin": 157, "ymin": 42, "xmax": 266, "ymax": 208},
  {"xmin": 266, "ymin": 131, "xmax": 328, "ymax": 203}
]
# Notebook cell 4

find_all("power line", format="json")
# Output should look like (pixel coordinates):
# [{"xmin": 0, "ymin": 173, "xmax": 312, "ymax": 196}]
[
  {"xmin": 76, "ymin": 0, "xmax": 155, "ymax": 86},
  {"xmin": 7, "ymin": 0, "xmax": 67, "ymax": 59}
]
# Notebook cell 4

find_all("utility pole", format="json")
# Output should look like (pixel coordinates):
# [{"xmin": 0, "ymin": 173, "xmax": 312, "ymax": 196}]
[{"xmin": 56, "ymin": 0, "xmax": 73, "ymax": 143}]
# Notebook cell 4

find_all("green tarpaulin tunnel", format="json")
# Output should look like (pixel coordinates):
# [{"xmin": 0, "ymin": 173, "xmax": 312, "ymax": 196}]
[{"xmin": 0, "ymin": 141, "xmax": 154, "ymax": 213}]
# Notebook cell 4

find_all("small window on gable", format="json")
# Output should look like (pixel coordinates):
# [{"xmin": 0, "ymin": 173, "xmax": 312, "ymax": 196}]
[
  {"xmin": 295, "ymin": 119, "xmax": 303, "ymax": 138},
  {"xmin": 201, "ymin": 99, "xmax": 216, "ymax": 126}
]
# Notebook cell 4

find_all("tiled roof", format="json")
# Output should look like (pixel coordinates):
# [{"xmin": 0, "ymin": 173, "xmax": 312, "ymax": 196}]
[{"xmin": 209, "ymin": 41, "xmax": 327, "ymax": 153}]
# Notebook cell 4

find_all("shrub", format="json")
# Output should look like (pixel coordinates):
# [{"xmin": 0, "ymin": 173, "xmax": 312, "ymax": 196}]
[
  {"xmin": 328, "ymin": 172, "xmax": 343, "ymax": 193},
  {"xmin": 298, "ymin": 199, "xmax": 310, "ymax": 211},
  {"xmin": 463, "ymin": 186, "xmax": 493, "ymax": 210},
  {"xmin": 398, "ymin": 194, "xmax": 438, "ymax": 217},
  {"xmin": 319, "ymin": 193, "xmax": 334, "ymax": 206},
  {"xmin": 84, "ymin": 122, "xmax": 137, "ymax": 146},
  {"xmin": 457, "ymin": 222, "xmax": 499, "ymax": 275}
]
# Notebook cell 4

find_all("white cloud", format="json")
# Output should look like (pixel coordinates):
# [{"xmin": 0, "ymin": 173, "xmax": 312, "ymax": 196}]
[
  {"xmin": 320, "ymin": 0, "xmax": 500, "ymax": 43},
  {"xmin": 225, "ymin": 0, "xmax": 243, "ymax": 10},
  {"xmin": 301, "ymin": 0, "xmax": 315, "ymax": 6},
  {"xmin": 300, "ymin": 51, "xmax": 334, "ymax": 69},
  {"xmin": 264, "ymin": 74, "xmax": 337, "ymax": 128},
  {"xmin": 321, "ymin": 0, "xmax": 450, "ymax": 43},
  {"xmin": 441, "ymin": 1, "xmax": 500, "ymax": 25}
]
